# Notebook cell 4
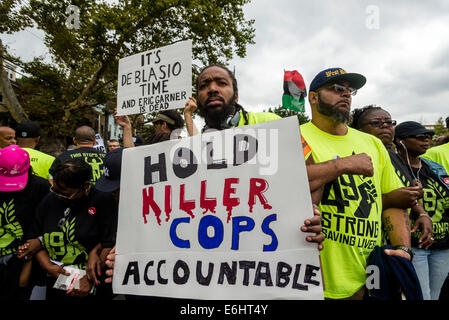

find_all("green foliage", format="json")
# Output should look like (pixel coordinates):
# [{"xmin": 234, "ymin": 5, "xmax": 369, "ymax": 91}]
[
  {"xmin": 433, "ymin": 117, "xmax": 449, "ymax": 137},
  {"xmin": 265, "ymin": 105, "xmax": 311, "ymax": 125},
  {"xmin": 0, "ymin": 0, "xmax": 32, "ymax": 33},
  {"xmin": 3, "ymin": 0, "xmax": 255, "ymax": 141}
]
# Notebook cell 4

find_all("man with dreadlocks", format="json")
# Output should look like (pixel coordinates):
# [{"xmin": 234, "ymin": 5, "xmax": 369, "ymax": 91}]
[{"xmin": 184, "ymin": 64, "xmax": 280, "ymax": 134}]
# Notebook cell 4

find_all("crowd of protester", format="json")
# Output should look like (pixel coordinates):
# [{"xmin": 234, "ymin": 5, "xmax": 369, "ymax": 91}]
[{"xmin": 0, "ymin": 64, "xmax": 448, "ymax": 301}]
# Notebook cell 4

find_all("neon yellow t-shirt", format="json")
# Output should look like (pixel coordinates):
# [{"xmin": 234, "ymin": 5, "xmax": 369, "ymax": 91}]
[
  {"xmin": 24, "ymin": 147, "xmax": 55, "ymax": 179},
  {"xmin": 237, "ymin": 111, "xmax": 281, "ymax": 126},
  {"xmin": 300, "ymin": 122, "xmax": 402, "ymax": 299},
  {"xmin": 422, "ymin": 142, "xmax": 449, "ymax": 174}
]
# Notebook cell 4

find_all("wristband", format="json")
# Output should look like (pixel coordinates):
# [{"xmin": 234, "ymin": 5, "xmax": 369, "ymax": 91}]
[{"xmin": 394, "ymin": 245, "xmax": 414, "ymax": 261}]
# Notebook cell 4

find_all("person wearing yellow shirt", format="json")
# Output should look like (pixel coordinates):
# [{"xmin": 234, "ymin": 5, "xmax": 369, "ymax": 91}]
[
  {"xmin": 300, "ymin": 67, "xmax": 412, "ymax": 300},
  {"xmin": 15, "ymin": 121, "xmax": 55, "ymax": 180},
  {"xmin": 422, "ymin": 141, "xmax": 449, "ymax": 175}
]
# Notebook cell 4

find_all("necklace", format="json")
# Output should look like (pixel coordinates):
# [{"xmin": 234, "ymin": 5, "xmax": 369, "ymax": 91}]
[
  {"xmin": 403, "ymin": 147, "xmax": 422, "ymax": 183},
  {"xmin": 409, "ymin": 163, "xmax": 422, "ymax": 183}
]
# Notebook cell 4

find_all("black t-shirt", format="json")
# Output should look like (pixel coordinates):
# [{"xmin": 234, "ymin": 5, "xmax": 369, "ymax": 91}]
[
  {"xmin": 31, "ymin": 186, "xmax": 117, "ymax": 269},
  {"xmin": 0, "ymin": 174, "xmax": 50, "ymax": 256},
  {"xmin": 389, "ymin": 151, "xmax": 449, "ymax": 249},
  {"xmin": 49, "ymin": 147, "xmax": 106, "ymax": 183}
]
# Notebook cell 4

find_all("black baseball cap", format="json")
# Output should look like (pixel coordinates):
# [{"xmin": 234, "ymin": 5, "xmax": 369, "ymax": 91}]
[
  {"xmin": 395, "ymin": 121, "xmax": 435, "ymax": 139},
  {"xmin": 95, "ymin": 147, "xmax": 123, "ymax": 192},
  {"xmin": 309, "ymin": 67, "xmax": 366, "ymax": 92},
  {"xmin": 15, "ymin": 121, "xmax": 41, "ymax": 138}
]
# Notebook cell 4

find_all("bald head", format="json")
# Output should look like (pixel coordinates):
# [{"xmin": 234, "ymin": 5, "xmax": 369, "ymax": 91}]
[
  {"xmin": 74, "ymin": 126, "xmax": 96, "ymax": 147},
  {"xmin": 0, "ymin": 126, "xmax": 16, "ymax": 148}
]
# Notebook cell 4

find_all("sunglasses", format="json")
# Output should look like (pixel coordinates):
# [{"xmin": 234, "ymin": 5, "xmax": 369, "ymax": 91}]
[
  {"xmin": 325, "ymin": 83, "xmax": 358, "ymax": 96},
  {"xmin": 408, "ymin": 134, "xmax": 433, "ymax": 140},
  {"xmin": 363, "ymin": 120, "xmax": 397, "ymax": 128},
  {"xmin": 50, "ymin": 185, "xmax": 83, "ymax": 200}
]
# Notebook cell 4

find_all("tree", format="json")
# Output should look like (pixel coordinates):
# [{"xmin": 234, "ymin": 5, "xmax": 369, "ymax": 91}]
[
  {"xmin": 265, "ymin": 105, "xmax": 310, "ymax": 125},
  {"xmin": 1, "ymin": 0, "xmax": 255, "ymax": 144},
  {"xmin": 433, "ymin": 117, "xmax": 449, "ymax": 137},
  {"xmin": 0, "ymin": 39, "xmax": 29, "ymax": 123}
]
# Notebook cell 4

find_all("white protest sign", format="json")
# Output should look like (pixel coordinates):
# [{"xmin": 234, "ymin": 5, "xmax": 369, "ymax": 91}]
[
  {"xmin": 93, "ymin": 133, "xmax": 105, "ymax": 153},
  {"xmin": 113, "ymin": 117, "xmax": 323, "ymax": 300},
  {"xmin": 116, "ymin": 40, "xmax": 192, "ymax": 116}
]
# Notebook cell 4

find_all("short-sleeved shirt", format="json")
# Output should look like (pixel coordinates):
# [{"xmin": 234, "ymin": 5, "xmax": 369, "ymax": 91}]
[
  {"xmin": 0, "ymin": 174, "xmax": 50, "ymax": 257},
  {"xmin": 49, "ymin": 147, "xmax": 106, "ymax": 183},
  {"xmin": 422, "ymin": 143, "xmax": 449, "ymax": 174},
  {"xmin": 300, "ymin": 122, "xmax": 403, "ymax": 299},
  {"xmin": 239, "ymin": 111, "xmax": 311, "ymax": 157},
  {"xmin": 23, "ymin": 147, "xmax": 55, "ymax": 179},
  {"xmin": 390, "ymin": 152, "xmax": 449, "ymax": 249},
  {"xmin": 31, "ymin": 186, "xmax": 117, "ymax": 270}
]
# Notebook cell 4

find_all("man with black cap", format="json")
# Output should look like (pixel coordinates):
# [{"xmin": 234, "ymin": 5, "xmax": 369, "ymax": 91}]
[
  {"xmin": 300, "ymin": 67, "xmax": 412, "ymax": 300},
  {"xmin": 15, "ymin": 121, "xmax": 55, "ymax": 180}
]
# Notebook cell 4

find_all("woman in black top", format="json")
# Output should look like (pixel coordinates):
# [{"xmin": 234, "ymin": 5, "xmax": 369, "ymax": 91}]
[
  {"xmin": 350, "ymin": 106, "xmax": 433, "ymax": 245},
  {"xmin": 31, "ymin": 158, "xmax": 116, "ymax": 299},
  {"xmin": 392, "ymin": 121, "xmax": 449, "ymax": 300}
]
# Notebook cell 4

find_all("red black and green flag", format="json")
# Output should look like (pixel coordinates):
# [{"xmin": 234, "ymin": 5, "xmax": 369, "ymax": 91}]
[{"xmin": 282, "ymin": 70, "xmax": 307, "ymax": 112}]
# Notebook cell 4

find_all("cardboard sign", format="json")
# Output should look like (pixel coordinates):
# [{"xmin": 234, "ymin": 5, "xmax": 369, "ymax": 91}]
[
  {"xmin": 116, "ymin": 40, "xmax": 192, "ymax": 116},
  {"xmin": 113, "ymin": 117, "xmax": 323, "ymax": 300}
]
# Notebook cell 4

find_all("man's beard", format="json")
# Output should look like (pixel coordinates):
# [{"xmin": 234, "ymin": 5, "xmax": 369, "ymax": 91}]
[
  {"xmin": 198, "ymin": 93, "xmax": 237, "ymax": 126},
  {"xmin": 317, "ymin": 94, "xmax": 351, "ymax": 124}
]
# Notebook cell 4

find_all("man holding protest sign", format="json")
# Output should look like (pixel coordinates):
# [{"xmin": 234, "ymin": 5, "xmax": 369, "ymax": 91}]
[
  {"xmin": 300, "ymin": 67, "xmax": 412, "ymax": 299},
  {"xmin": 107, "ymin": 66, "xmax": 323, "ymax": 298}
]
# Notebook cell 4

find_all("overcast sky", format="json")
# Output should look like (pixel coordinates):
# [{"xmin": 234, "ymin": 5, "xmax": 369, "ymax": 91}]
[
  {"xmin": 230, "ymin": 0, "xmax": 449, "ymax": 125},
  {"xmin": 2, "ymin": 0, "xmax": 448, "ymax": 126}
]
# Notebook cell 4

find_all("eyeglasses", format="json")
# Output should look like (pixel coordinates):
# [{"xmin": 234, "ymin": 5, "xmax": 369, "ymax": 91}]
[
  {"xmin": 50, "ymin": 185, "xmax": 82, "ymax": 200},
  {"xmin": 363, "ymin": 120, "xmax": 397, "ymax": 128},
  {"xmin": 325, "ymin": 84, "xmax": 358, "ymax": 96},
  {"xmin": 408, "ymin": 134, "xmax": 433, "ymax": 140}
]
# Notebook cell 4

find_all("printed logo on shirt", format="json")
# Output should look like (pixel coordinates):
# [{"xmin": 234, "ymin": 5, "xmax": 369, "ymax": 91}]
[
  {"xmin": 320, "ymin": 173, "xmax": 380, "ymax": 252},
  {"xmin": 44, "ymin": 216, "xmax": 88, "ymax": 268},
  {"xmin": 422, "ymin": 178, "xmax": 449, "ymax": 221},
  {"xmin": 85, "ymin": 157, "xmax": 104, "ymax": 183},
  {"xmin": 412, "ymin": 177, "xmax": 449, "ymax": 244},
  {"xmin": 67, "ymin": 152, "xmax": 105, "ymax": 183},
  {"xmin": 88, "ymin": 207, "xmax": 96, "ymax": 215},
  {"xmin": 0, "ymin": 199, "xmax": 24, "ymax": 256}
]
